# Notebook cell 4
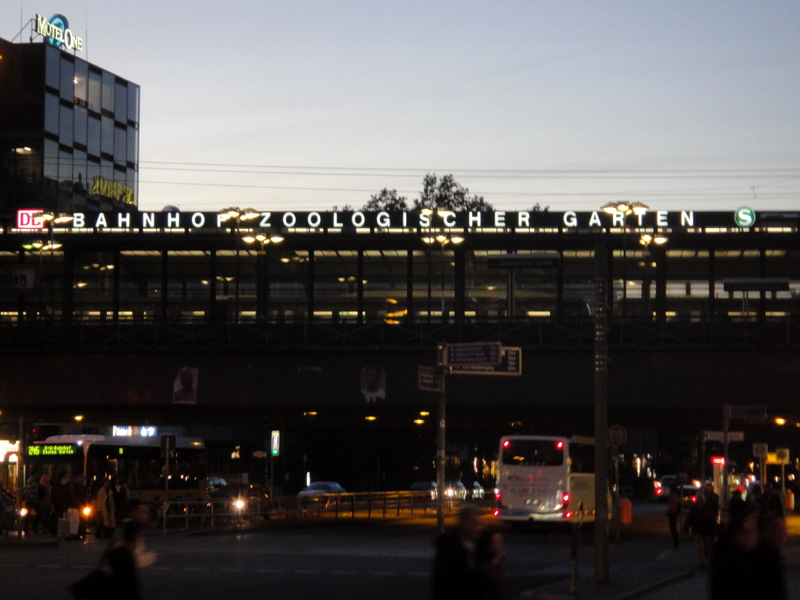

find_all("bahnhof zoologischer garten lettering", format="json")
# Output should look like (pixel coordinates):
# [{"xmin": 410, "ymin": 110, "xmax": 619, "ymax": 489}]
[{"xmin": 2, "ymin": 207, "xmax": 799, "ymax": 328}]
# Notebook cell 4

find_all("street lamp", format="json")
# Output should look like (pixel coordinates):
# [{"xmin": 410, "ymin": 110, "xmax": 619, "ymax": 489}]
[
  {"xmin": 242, "ymin": 230, "xmax": 284, "ymax": 320},
  {"xmin": 592, "ymin": 201, "xmax": 649, "ymax": 585},
  {"xmin": 601, "ymin": 202, "xmax": 650, "ymax": 316},
  {"xmin": 421, "ymin": 232, "xmax": 464, "ymax": 320},
  {"xmin": 639, "ymin": 234, "xmax": 668, "ymax": 319},
  {"xmin": 218, "ymin": 207, "xmax": 261, "ymax": 323}
]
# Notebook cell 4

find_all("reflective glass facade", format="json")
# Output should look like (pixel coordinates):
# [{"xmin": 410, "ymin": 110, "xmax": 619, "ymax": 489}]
[{"xmin": 0, "ymin": 37, "xmax": 140, "ymax": 215}]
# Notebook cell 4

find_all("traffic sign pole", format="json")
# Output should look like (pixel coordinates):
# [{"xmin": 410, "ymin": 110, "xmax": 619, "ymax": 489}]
[{"xmin": 435, "ymin": 345, "xmax": 447, "ymax": 535}]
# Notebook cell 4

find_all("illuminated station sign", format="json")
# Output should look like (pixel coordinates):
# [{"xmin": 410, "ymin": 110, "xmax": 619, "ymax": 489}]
[{"xmin": 11, "ymin": 208, "xmax": 774, "ymax": 235}]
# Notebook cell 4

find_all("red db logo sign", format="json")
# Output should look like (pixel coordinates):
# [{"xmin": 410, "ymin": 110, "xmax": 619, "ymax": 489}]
[{"xmin": 16, "ymin": 209, "xmax": 45, "ymax": 230}]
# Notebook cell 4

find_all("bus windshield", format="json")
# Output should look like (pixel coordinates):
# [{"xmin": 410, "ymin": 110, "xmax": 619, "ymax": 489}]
[{"xmin": 501, "ymin": 439, "xmax": 565, "ymax": 466}]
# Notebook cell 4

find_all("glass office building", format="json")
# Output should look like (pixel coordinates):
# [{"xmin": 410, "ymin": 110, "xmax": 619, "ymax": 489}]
[{"xmin": 0, "ymin": 34, "xmax": 140, "ymax": 216}]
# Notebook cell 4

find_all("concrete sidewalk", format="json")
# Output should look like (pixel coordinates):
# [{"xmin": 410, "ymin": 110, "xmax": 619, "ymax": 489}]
[
  {"xmin": 521, "ymin": 550, "xmax": 698, "ymax": 600},
  {"xmin": 522, "ymin": 514, "xmax": 800, "ymax": 600}
]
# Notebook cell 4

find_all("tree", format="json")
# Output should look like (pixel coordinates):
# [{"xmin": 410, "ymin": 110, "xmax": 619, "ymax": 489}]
[
  {"xmin": 361, "ymin": 188, "xmax": 409, "ymax": 211},
  {"xmin": 414, "ymin": 173, "xmax": 492, "ymax": 212},
  {"xmin": 530, "ymin": 202, "xmax": 549, "ymax": 212}
]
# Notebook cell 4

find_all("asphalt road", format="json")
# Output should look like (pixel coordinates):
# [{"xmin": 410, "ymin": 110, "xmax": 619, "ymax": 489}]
[
  {"xmin": 1, "ymin": 517, "xmax": 597, "ymax": 600},
  {"xmin": 2, "ymin": 503, "xmax": 799, "ymax": 600}
]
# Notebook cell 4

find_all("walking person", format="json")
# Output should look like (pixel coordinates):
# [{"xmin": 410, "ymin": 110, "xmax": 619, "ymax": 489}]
[
  {"xmin": 665, "ymin": 485, "xmax": 681, "ymax": 549},
  {"xmin": 476, "ymin": 527, "xmax": 505, "ymax": 600},
  {"xmin": 433, "ymin": 505, "xmax": 485, "ymax": 600},
  {"xmin": 95, "ymin": 479, "xmax": 116, "ymax": 539},
  {"xmin": 682, "ymin": 492, "xmax": 714, "ymax": 568},
  {"xmin": 710, "ymin": 503, "xmax": 761, "ymax": 599},
  {"xmin": 37, "ymin": 474, "xmax": 53, "ymax": 534},
  {"xmin": 755, "ymin": 512, "xmax": 788, "ymax": 600},
  {"xmin": 22, "ymin": 473, "xmax": 40, "ymax": 535},
  {"xmin": 703, "ymin": 482, "xmax": 720, "ymax": 539}
]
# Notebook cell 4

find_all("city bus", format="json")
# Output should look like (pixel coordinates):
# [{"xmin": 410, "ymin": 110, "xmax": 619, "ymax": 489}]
[
  {"xmin": 24, "ymin": 434, "xmax": 208, "ymax": 502},
  {"xmin": 495, "ymin": 435, "xmax": 602, "ymax": 523}
]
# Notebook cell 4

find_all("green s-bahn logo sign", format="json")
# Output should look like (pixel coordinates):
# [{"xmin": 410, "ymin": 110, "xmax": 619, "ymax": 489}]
[{"xmin": 734, "ymin": 207, "xmax": 756, "ymax": 228}]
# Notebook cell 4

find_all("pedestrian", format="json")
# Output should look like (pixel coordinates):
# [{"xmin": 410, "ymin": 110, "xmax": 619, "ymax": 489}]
[
  {"xmin": 95, "ymin": 479, "xmax": 116, "ymax": 539},
  {"xmin": 665, "ymin": 485, "xmax": 681, "ymax": 549},
  {"xmin": 682, "ymin": 492, "xmax": 714, "ymax": 568},
  {"xmin": 433, "ymin": 504, "xmax": 485, "ymax": 600},
  {"xmin": 104, "ymin": 519, "xmax": 146, "ymax": 600},
  {"xmin": 762, "ymin": 483, "xmax": 785, "ymax": 519},
  {"xmin": 710, "ymin": 503, "xmax": 760, "ymax": 599},
  {"xmin": 755, "ymin": 512, "xmax": 787, "ymax": 600},
  {"xmin": 52, "ymin": 474, "xmax": 75, "ymax": 537},
  {"xmin": 114, "ymin": 478, "xmax": 132, "ymax": 526},
  {"xmin": 703, "ymin": 481, "xmax": 720, "ymax": 533},
  {"xmin": 476, "ymin": 527, "xmax": 505, "ymax": 600},
  {"xmin": 726, "ymin": 488, "xmax": 747, "ymax": 528},
  {"xmin": 118, "ymin": 498, "xmax": 157, "ymax": 569},
  {"xmin": 37, "ymin": 474, "xmax": 53, "ymax": 534},
  {"xmin": 22, "ymin": 473, "xmax": 40, "ymax": 534}
]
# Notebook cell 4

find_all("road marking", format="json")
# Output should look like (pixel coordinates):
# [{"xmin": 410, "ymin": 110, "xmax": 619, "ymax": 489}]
[{"xmin": 371, "ymin": 571, "xmax": 398, "ymax": 576}]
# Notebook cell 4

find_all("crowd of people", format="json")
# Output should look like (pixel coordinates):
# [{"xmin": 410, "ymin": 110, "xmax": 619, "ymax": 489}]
[
  {"xmin": 21, "ymin": 472, "xmax": 136, "ymax": 539},
  {"xmin": 665, "ymin": 480, "xmax": 788, "ymax": 599}
]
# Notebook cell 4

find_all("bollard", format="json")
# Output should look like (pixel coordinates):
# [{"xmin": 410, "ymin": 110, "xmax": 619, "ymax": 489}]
[
  {"xmin": 618, "ymin": 497, "xmax": 633, "ymax": 524},
  {"xmin": 784, "ymin": 489, "xmax": 794, "ymax": 511}
]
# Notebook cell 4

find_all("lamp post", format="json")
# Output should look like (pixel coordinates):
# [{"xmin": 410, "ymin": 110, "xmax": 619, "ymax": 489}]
[
  {"xmin": 593, "ymin": 201, "xmax": 647, "ymax": 585},
  {"xmin": 421, "ymin": 229, "xmax": 463, "ymax": 320},
  {"xmin": 638, "ymin": 233, "xmax": 668, "ymax": 319},
  {"xmin": 218, "ymin": 208, "xmax": 260, "ymax": 324},
  {"xmin": 601, "ymin": 202, "xmax": 648, "ymax": 317},
  {"xmin": 30, "ymin": 211, "xmax": 71, "ymax": 320},
  {"xmin": 593, "ymin": 239, "xmax": 610, "ymax": 584},
  {"xmin": 242, "ymin": 231, "xmax": 284, "ymax": 321}
]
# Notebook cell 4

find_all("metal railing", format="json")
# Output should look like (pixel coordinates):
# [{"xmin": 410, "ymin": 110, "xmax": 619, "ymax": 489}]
[{"xmin": 156, "ymin": 491, "xmax": 484, "ymax": 533}]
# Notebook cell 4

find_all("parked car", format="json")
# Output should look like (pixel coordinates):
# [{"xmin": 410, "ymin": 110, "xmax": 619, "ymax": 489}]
[
  {"xmin": 299, "ymin": 481, "xmax": 346, "ymax": 497},
  {"xmin": 470, "ymin": 482, "xmax": 485, "ymax": 500},
  {"xmin": 444, "ymin": 481, "xmax": 467, "ymax": 500},
  {"xmin": 655, "ymin": 475, "xmax": 700, "ymax": 508},
  {"xmin": 410, "ymin": 481, "xmax": 437, "ymax": 500},
  {"xmin": 206, "ymin": 481, "xmax": 270, "ymax": 517},
  {"xmin": 298, "ymin": 481, "xmax": 346, "ymax": 509}
]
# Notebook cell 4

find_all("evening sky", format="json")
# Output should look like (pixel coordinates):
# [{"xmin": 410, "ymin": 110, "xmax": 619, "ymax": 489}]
[{"xmin": 3, "ymin": 1, "xmax": 798, "ymax": 214}]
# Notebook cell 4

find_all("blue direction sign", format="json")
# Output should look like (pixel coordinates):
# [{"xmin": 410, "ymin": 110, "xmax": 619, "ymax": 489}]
[
  {"xmin": 444, "ymin": 342, "xmax": 502, "ymax": 366},
  {"xmin": 449, "ymin": 347, "xmax": 522, "ymax": 376}
]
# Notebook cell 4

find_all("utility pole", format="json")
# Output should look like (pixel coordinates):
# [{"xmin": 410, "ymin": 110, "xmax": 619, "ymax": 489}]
[{"xmin": 594, "ymin": 241, "xmax": 610, "ymax": 584}]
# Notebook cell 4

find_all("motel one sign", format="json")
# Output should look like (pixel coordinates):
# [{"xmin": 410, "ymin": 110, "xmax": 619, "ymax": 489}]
[{"xmin": 36, "ymin": 14, "xmax": 84, "ymax": 52}]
